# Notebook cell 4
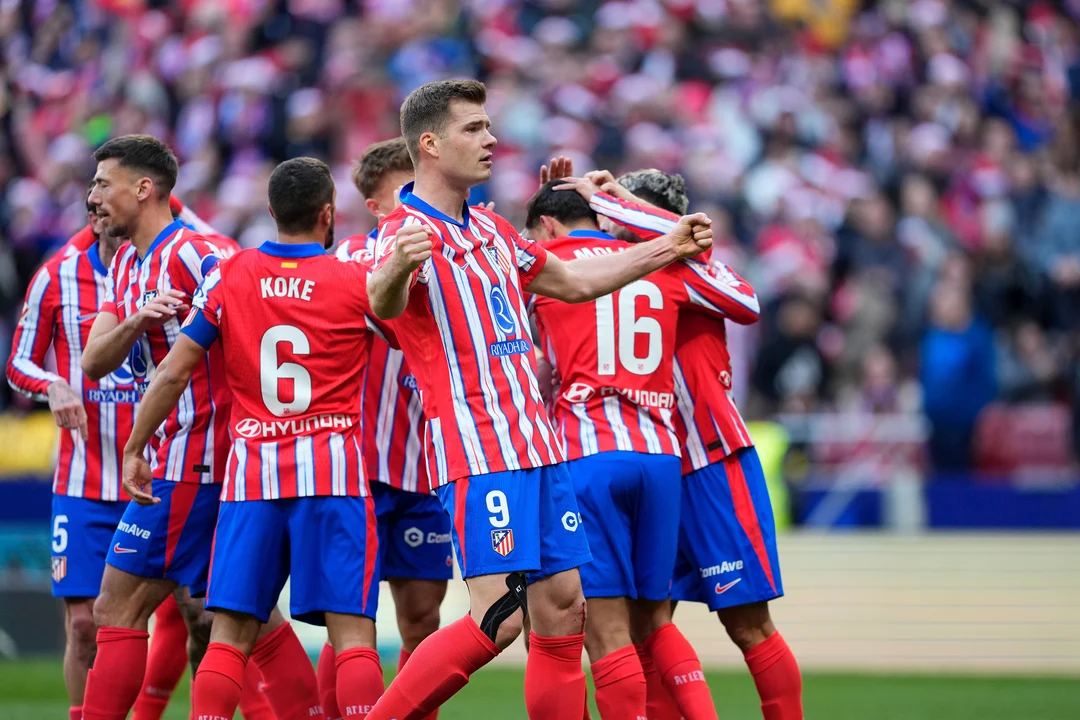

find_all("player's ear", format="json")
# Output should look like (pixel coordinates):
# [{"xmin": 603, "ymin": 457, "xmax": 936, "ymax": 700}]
[
  {"xmin": 267, "ymin": 203, "xmax": 276, "ymax": 220},
  {"xmin": 541, "ymin": 215, "xmax": 558, "ymax": 240},
  {"xmin": 135, "ymin": 176, "xmax": 154, "ymax": 203},
  {"xmin": 419, "ymin": 131, "xmax": 439, "ymax": 160},
  {"xmin": 321, "ymin": 202, "xmax": 333, "ymax": 226},
  {"xmin": 365, "ymin": 197, "xmax": 380, "ymax": 219}
]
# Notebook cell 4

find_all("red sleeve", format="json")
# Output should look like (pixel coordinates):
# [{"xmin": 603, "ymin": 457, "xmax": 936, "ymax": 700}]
[
  {"xmin": 671, "ymin": 259, "xmax": 760, "ymax": 325},
  {"xmin": 5, "ymin": 263, "xmax": 62, "ymax": 399},
  {"xmin": 589, "ymin": 191, "xmax": 679, "ymax": 241},
  {"xmin": 168, "ymin": 235, "xmax": 225, "ymax": 297}
]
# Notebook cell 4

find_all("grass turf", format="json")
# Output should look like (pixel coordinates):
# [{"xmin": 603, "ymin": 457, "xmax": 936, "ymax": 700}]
[{"xmin": 1, "ymin": 658, "xmax": 1079, "ymax": 719}]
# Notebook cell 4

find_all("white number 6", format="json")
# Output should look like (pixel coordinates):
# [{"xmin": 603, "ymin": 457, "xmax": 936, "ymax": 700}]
[
  {"xmin": 52, "ymin": 515, "xmax": 69, "ymax": 553},
  {"xmin": 486, "ymin": 490, "xmax": 510, "ymax": 528}
]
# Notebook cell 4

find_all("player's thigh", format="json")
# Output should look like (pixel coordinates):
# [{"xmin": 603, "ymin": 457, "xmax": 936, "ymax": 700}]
[
  {"xmin": 675, "ymin": 451, "xmax": 783, "ymax": 612},
  {"xmin": 563, "ymin": 455, "xmax": 634, "ymax": 598},
  {"xmin": 51, "ymin": 495, "xmax": 126, "ymax": 600},
  {"xmin": 434, "ymin": 471, "xmax": 542, "ymax": 580},
  {"xmin": 287, "ymin": 495, "xmax": 380, "ymax": 625},
  {"xmin": 531, "ymin": 463, "xmax": 592, "ymax": 584},
  {"xmin": 631, "ymin": 453, "xmax": 683, "ymax": 601},
  {"xmin": 206, "ymin": 499, "xmax": 291, "ymax": 624},
  {"xmin": 382, "ymin": 486, "xmax": 455, "ymax": 584}
]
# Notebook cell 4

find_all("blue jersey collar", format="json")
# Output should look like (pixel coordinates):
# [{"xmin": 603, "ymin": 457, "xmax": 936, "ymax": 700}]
[
  {"xmin": 138, "ymin": 219, "xmax": 184, "ymax": 262},
  {"xmin": 568, "ymin": 230, "xmax": 616, "ymax": 241},
  {"xmin": 87, "ymin": 241, "xmax": 109, "ymax": 276},
  {"xmin": 400, "ymin": 181, "xmax": 471, "ymax": 229},
  {"xmin": 258, "ymin": 240, "xmax": 327, "ymax": 258}
]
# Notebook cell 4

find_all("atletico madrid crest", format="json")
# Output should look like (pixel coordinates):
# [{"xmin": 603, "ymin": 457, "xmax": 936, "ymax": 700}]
[
  {"xmin": 491, "ymin": 529, "xmax": 514, "ymax": 557},
  {"xmin": 52, "ymin": 556, "xmax": 67, "ymax": 583}
]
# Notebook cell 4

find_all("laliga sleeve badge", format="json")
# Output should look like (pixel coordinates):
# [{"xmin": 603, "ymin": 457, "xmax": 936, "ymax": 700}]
[{"xmin": 491, "ymin": 528, "xmax": 515, "ymax": 557}]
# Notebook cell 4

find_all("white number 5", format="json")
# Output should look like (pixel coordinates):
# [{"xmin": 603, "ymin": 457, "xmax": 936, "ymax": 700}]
[
  {"xmin": 486, "ymin": 490, "xmax": 510, "ymax": 528},
  {"xmin": 52, "ymin": 515, "xmax": 68, "ymax": 553}
]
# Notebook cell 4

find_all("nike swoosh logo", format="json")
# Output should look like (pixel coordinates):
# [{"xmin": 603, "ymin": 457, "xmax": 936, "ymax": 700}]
[
  {"xmin": 77, "ymin": 313, "xmax": 98, "ymax": 323},
  {"xmin": 714, "ymin": 578, "xmax": 742, "ymax": 595},
  {"xmin": 112, "ymin": 544, "xmax": 137, "ymax": 554}
]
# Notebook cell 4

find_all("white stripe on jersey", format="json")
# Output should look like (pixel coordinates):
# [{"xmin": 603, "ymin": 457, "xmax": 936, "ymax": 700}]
[
  {"xmin": 93, "ymin": 269, "xmax": 120, "ymax": 501},
  {"xmin": 602, "ymin": 396, "xmax": 634, "ymax": 451},
  {"xmin": 403, "ymin": 382, "xmax": 424, "ymax": 493},
  {"xmin": 659, "ymin": 407, "xmax": 681, "ymax": 456},
  {"xmin": 442, "ymin": 224, "xmax": 520, "ymax": 471},
  {"xmin": 673, "ymin": 360, "xmax": 709, "ymax": 469},
  {"xmin": 352, "ymin": 436, "xmax": 365, "ymax": 496},
  {"xmin": 260, "ymin": 442, "xmax": 279, "ymax": 500},
  {"xmin": 428, "ymin": 417, "xmax": 448, "ymax": 485},
  {"xmin": 425, "ymin": 258, "xmax": 490, "ymax": 476},
  {"xmin": 682, "ymin": 260, "xmax": 760, "ymax": 315},
  {"xmin": 375, "ymin": 350, "xmax": 404, "ymax": 485},
  {"xmin": 330, "ymin": 433, "xmax": 346, "ymax": 496},
  {"xmin": 9, "ymin": 269, "xmax": 61, "ymax": 396},
  {"xmin": 233, "ymin": 439, "xmax": 248, "ymax": 501},
  {"xmin": 58, "ymin": 253, "xmax": 86, "ymax": 496},
  {"xmin": 636, "ymin": 404, "xmax": 663, "ymax": 454},
  {"xmin": 297, "ymin": 435, "xmax": 315, "ymax": 496},
  {"xmin": 571, "ymin": 403, "xmax": 600, "ymax": 456}
]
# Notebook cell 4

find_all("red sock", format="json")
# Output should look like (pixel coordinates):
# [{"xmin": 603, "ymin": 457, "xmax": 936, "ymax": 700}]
[
  {"xmin": 250, "ymin": 624, "xmax": 321, "ymax": 720},
  {"xmin": 134, "ymin": 596, "xmax": 191, "ymax": 720},
  {"xmin": 524, "ymin": 632, "xmax": 586, "ymax": 720},
  {"xmin": 83, "ymin": 627, "xmax": 150, "ymax": 720},
  {"xmin": 69, "ymin": 707, "xmax": 83, "ymax": 720},
  {"xmin": 636, "ymin": 645, "xmax": 681, "ymax": 720},
  {"xmin": 192, "ymin": 643, "xmax": 246, "ymax": 720},
  {"xmin": 335, "ymin": 647, "xmax": 384, "ymax": 718},
  {"xmin": 645, "ymin": 624, "xmax": 717, "ymax": 720},
  {"xmin": 591, "ymin": 645, "xmax": 646, "ymax": 720},
  {"xmin": 238, "ymin": 660, "xmax": 276, "ymax": 720},
  {"xmin": 397, "ymin": 649, "xmax": 438, "ymax": 720},
  {"xmin": 317, "ymin": 643, "xmax": 341, "ymax": 720},
  {"xmin": 368, "ymin": 616, "xmax": 499, "ymax": 720},
  {"xmin": 744, "ymin": 633, "xmax": 803, "ymax": 720}
]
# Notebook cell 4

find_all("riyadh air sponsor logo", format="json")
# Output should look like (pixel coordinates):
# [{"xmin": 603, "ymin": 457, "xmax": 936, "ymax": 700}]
[
  {"xmin": 700, "ymin": 560, "xmax": 743, "ymax": 578},
  {"xmin": 402, "ymin": 374, "xmax": 419, "ymax": 391},
  {"xmin": 234, "ymin": 414, "xmax": 354, "ymax": 439},
  {"xmin": 118, "ymin": 520, "xmax": 151, "ymax": 540},
  {"xmin": 87, "ymin": 389, "xmax": 140, "ymax": 404},
  {"xmin": 563, "ymin": 383, "xmax": 595, "ymax": 403},
  {"xmin": 488, "ymin": 286, "xmax": 517, "ymax": 335},
  {"xmin": 715, "ymin": 578, "xmax": 742, "ymax": 595},
  {"xmin": 561, "ymin": 511, "xmax": 582, "ymax": 532},
  {"xmin": 489, "ymin": 338, "xmax": 531, "ymax": 357}
]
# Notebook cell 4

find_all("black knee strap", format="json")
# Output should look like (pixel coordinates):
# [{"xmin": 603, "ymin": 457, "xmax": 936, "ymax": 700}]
[{"xmin": 479, "ymin": 572, "xmax": 529, "ymax": 643}]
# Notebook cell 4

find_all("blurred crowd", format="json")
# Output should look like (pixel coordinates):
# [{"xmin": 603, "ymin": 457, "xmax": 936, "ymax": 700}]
[{"xmin": 2, "ymin": 0, "xmax": 1080, "ymax": 472}]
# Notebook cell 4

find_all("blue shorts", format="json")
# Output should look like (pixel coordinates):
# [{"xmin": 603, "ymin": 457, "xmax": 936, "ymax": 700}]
[
  {"xmin": 206, "ymin": 496, "xmax": 380, "ymax": 626},
  {"xmin": 372, "ymin": 483, "xmax": 454, "ymax": 582},
  {"xmin": 106, "ymin": 480, "xmax": 221, "ymax": 597},
  {"xmin": 436, "ymin": 464, "xmax": 591, "ymax": 583},
  {"xmin": 568, "ymin": 451, "xmax": 682, "ymax": 600},
  {"xmin": 672, "ymin": 447, "xmax": 784, "ymax": 611},
  {"xmin": 51, "ymin": 495, "xmax": 127, "ymax": 598}
]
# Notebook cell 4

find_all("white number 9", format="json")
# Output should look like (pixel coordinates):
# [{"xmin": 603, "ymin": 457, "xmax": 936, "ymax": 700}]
[{"xmin": 486, "ymin": 490, "xmax": 510, "ymax": 528}]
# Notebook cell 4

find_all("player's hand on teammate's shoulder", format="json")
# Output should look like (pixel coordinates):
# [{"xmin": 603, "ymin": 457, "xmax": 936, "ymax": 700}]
[
  {"xmin": 121, "ymin": 449, "xmax": 159, "ymax": 505},
  {"xmin": 666, "ymin": 212, "xmax": 714, "ymax": 258},
  {"xmin": 390, "ymin": 224, "xmax": 434, "ymax": 274},
  {"xmin": 47, "ymin": 379, "xmax": 88, "ymax": 441},
  {"xmin": 136, "ymin": 288, "xmax": 189, "ymax": 330}
]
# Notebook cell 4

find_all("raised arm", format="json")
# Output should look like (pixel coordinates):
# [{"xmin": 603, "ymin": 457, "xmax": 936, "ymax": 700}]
[
  {"xmin": 525, "ymin": 213, "xmax": 713, "ymax": 303},
  {"xmin": 368, "ymin": 223, "xmax": 434, "ymax": 320},
  {"xmin": 81, "ymin": 289, "xmax": 189, "ymax": 380},
  {"xmin": 121, "ymin": 334, "xmax": 207, "ymax": 504}
]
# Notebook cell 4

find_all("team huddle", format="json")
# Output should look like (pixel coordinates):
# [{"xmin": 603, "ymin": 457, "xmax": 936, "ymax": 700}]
[{"xmin": 7, "ymin": 79, "xmax": 803, "ymax": 720}]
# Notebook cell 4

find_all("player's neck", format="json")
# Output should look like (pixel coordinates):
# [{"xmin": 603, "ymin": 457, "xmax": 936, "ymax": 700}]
[
  {"xmin": 561, "ymin": 220, "xmax": 602, "ymax": 236},
  {"xmin": 276, "ymin": 231, "xmax": 324, "ymax": 247},
  {"xmin": 130, "ymin": 204, "xmax": 178, "ymax": 258},
  {"xmin": 98, "ymin": 237, "xmax": 121, "ymax": 268},
  {"xmin": 411, "ymin": 175, "xmax": 470, "ymax": 223}
]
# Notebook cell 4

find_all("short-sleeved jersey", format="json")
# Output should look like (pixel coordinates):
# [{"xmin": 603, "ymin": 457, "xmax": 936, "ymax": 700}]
[
  {"xmin": 374, "ymin": 183, "xmax": 564, "ymax": 487},
  {"xmin": 590, "ymin": 194, "xmax": 762, "ymax": 472},
  {"xmin": 530, "ymin": 230, "xmax": 760, "ymax": 461},
  {"xmin": 103, "ymin": 220, "xmax": 229, "ymax": 484},
  {"xmin": 182, "ymin": 240, "xmax": 392, "ymax": 502},
  {"xmin": 6, "ymin": 243, "xmax": 135, "ymax": 501},
  {"xmin": 336, "ymin": 231, "xmax": 430, "ymax": 494}
]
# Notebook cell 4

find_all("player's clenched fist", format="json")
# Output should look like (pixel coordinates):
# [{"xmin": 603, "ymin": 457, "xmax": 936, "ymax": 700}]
[
  {"xmin": 667, "ymin": 212, "xmax": 714, "ymax": 258},
  {"xmin": 389, "ymin": 224, "xmax": 434, "ymax": 273},
  {"xmin": 122, "ymin": 450, "xmax": 159, "ymax": 505},
  {"xmin": 137, "ymin": 288, "xmax": 189, "ymax": 330}
]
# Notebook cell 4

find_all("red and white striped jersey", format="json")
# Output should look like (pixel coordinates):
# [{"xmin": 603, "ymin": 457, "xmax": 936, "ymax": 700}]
[
  {"xmin": 374, "ymin": 183, "xmax": 564, "ymax": 487},
  {"xmin": 6, "ymin": 242, "xmax": 135, "ymax": 501},
  {"xmin": 336, "ymin": 232, "xmax": 430, "ymax": 494},
  {"xmin": 530, "ymin": 230, "xmax": 760, "ymax": 461},
  {"xmin": 103, "ymin": 220, "xmax": 230, "ymax": 484},
  {"xmin": 183, "ymin": 241, "xmax": 392, "ymax": 502},
  {"xmin": 588, "ymin": 195, "xmax": 762, "ymax": 471}
]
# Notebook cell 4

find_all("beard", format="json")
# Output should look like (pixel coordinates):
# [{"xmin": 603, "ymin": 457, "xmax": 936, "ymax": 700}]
[
  {"xmin": 106, "ymin": 222, "xmax": 130, "ymax": 239},
  {"xmin": 323, "ymin": 216, "xmax": 335, "ymax": 249}
]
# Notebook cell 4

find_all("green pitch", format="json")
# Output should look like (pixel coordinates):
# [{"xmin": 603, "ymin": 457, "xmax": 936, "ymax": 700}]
[{"xmin": 1, "ymin": 658, "xmax": 1078, "ymax": 720}]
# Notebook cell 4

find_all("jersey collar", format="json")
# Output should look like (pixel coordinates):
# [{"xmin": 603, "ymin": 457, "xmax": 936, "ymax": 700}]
[
  {"xmin": 258, "ymin": 240, "xmax": 326, "ymax": 258},
  {"xmin": 400, "ymin": 181, "xmax": 471, "ymax": 229},
  {"xmin": 139, "ymin": 219, "xmax": 184, "ymax": 262},
  {"xmin": 567, "ymin": 230, "xmax": 616, "ymax": 241},
  {"xmin": 87, "ymin": 241, "xmax": 109, "ymax": 276}
]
